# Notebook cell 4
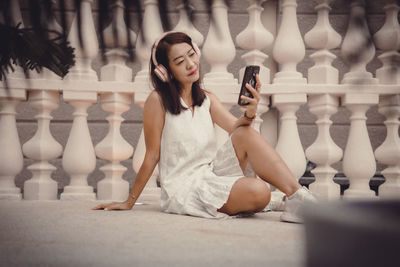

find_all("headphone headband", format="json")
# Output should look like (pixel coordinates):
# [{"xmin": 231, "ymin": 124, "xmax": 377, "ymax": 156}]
[{"xmin": 151, "ymin": 31, "xmax": 175, "ymax": 68}]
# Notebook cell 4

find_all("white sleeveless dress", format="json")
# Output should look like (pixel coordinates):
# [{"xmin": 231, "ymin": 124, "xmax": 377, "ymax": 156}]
[{"xmin": 159, "ymin": 94, "xmax": 244, "ymax": 219}]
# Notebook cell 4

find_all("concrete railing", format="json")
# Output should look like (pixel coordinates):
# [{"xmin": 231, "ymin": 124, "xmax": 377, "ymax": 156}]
[{"xmin": 0, "ymin": 0, "xmax": 399, "ymax": 202}]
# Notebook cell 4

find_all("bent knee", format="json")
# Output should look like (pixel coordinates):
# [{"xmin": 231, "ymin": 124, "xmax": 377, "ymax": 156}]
[
  {"xmin": 220, "ymin": 178, "xmax": 271, "ymax": 215},
  {"xmin": 249, "ymin": 179, "xmax": 271, "ymax": 212}
]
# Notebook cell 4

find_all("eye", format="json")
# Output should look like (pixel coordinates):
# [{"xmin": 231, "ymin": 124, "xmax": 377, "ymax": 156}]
[
  {"xmin": 177, "ymin": 60, "xmax": 184, "ymax": 65},
  {"xmin": 189, "ymin": 52, "xmax": 195, "ymax": 57}
]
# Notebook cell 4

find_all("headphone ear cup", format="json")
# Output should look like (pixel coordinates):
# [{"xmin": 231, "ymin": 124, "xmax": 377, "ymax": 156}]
[
  {"xmin": 155, "ymin": 64, "xmax": 169, "ymax": 82},
  {"xmin": 192, "ymin": 42, "xmax": 201, "ymax": 57}
]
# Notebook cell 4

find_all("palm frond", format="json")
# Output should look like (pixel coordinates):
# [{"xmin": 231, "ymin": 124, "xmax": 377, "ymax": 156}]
[{"xmin": 0, "ymin": 24, "xmax": 75, "ymax": 80}]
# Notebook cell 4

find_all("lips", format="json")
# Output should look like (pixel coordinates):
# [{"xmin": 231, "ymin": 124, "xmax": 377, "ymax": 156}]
[{"xmin": 189, "ymin": 69, "xmax": 197, "ymax": 76}]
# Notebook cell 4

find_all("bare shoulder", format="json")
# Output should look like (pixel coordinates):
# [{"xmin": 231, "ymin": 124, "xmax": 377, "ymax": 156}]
[
  {"xmin": 144, "ymin": 91, "xmax": 165, "ymax": 112},
  {"xmin": 143, "ymin": 90, "xmax": 165, "ymax": 122},
  {"xmin": 202, "ymin": 89, "xmax": 218, "ymax": 105},
  {"xmin": 145, "ymin": 90, "xmax": 163, "ymax": 108}
]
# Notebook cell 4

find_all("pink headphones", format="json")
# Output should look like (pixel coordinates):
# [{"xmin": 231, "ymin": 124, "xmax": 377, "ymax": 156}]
[{"xmin": 151, "ymin": 31, "xmax": 201, "ymax": 83}]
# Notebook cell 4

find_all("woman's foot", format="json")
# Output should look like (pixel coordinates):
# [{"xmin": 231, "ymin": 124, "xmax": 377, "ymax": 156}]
[
  {"xmin": 280, "ymin": 186, "xmax": 317, "ymax": 223},
  {"xmin": 264, "ymin": 190, "xmax": 286, "ymax": 212}
]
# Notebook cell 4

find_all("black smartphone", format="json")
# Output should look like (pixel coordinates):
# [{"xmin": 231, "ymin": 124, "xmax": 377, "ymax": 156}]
[{"xmin": 238, "ymin": 65, "xmax": 260, "ymax": 106}]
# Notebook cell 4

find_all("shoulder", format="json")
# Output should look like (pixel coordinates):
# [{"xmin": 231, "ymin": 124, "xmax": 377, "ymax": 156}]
[
  {"xmin": 203, "ymin": 89, "xmax": 215, "ymax": 101},
  {"xmin": 202, "ymin": 89, "xmax": 220, "ymax": 106},
  {"xmin": 145, "ymin": 90, "xmax": 162, "ymax": 104},
  {"xmin": 144, "ymin": 90, "xmax": 165, "ymax": 116},
  {"xmin": 145, "ymin": 91, "xmax": 164, "ymax": 109}
]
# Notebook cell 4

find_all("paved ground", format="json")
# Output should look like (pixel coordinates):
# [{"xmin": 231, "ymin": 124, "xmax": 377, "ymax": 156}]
[{"xmin": 0, "ymin": 199, "xmax": 306, "ymax": 267}]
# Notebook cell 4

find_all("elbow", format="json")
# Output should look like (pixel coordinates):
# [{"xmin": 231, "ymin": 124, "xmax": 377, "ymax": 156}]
[{"xmin": 144, "ymin": 150, "xmax": 160, "ymax": 166}]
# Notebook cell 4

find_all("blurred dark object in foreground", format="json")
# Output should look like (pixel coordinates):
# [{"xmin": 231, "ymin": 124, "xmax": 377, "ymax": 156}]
[
  {"xmin": 303, "ymin": 200, "xmax": 400, "ymax": 267},
  {"xmin": 0, "ymin": 23, "xmax": 75, "ymax": 80}
]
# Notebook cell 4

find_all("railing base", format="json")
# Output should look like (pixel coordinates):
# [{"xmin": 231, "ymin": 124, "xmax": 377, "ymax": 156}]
[
  {"xmin": 300, "ymin": 175, "xmax": 385, "ymax": 196},
  {"xmin": 60, "ymin": 186, "xmax": 96, "ymax": 201},
  {"xmin": 60, "ymin": 193, "xmax": 96, "ymax": 201},
  {"xmin": 0, "ymin": 191, "xmax": 22, "ymax": 200},
  {"xmin": 23, "ymin": 179, "xmax": 58, "ymax": 200}
]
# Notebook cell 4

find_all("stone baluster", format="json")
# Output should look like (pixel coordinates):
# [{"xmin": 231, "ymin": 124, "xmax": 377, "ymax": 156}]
[
  {"xmin": 304, "ymin": 0, "xmax": 343, "ymax": 199},
  {"xmin": 95, "ymin": 94, "xmax": 132, "ymax": 201},
  {"xmin": 374, "ymin": 0, "xmax": 400, "ymax": 79},
  {"xmin": 61, "ymin": 100, "xmax": 97, "ymax": 201},
  {"xmin": 21, "ymin": 1, "xmax": 63, "ymax": 200},
  {"xmin": 95, "ymin": 0, "xmax": 136, "ymax": 201},
  {"xmin": 236, "ymin": 0, "xmax": 273, "ymax": 85},
  {"xmin": 236, "ymin": 0, "xmax": 273, "ymax": 133},
  {"xmin": 0, "ymin": 97, "xmax": 25, "ymax": 200},
  {"xmin": 61, "ymin": 0, "xmax": 98, "ymax": 200},
  {"xmin": 132, "ymin": 0, "xmax": 163, "ymax": 203},
  {"xmin": 65, "ymin": 0, "xmax": 98, "ymax": 81},
  {"xmin": 272, "ymin": 94, "xmax": 307, "ymax": 180},
  {"xmin": 22, "ymin": 91, "xmax": 63, "ymax": 200},
  {"xmin": 252, "ymin": 101, "xmax": 269, "ymax": 133},
  {"xmin": 271, "ymin": 0, "xmax": 307, "ymax": 180},
  {"xmin": 373, "ymin": 0, "xmax": 400, "ymax": 198},
  {"xmin": 100, "ymin": 0, "xmax": 137, "ymax": 81},
  {"xmin": 132, "ymin": 0, "xmax": 163, "ymax": 103},
  {"xmin": 374, "ymin": 96, "xmax": 400, "ymax": 198},
  {"xmin": 305, "ymin": 95, "xmax": 342, "ymax": 199},
  {"xmin": 342, "ymin": 94, "xmax": 378, "ymax": 199},
  {"xmin": 341, "ymin": 0, "xmax": 378, "ymax": 85},
  {"xmin": 173, "ymin": 4, "xmax": 204, "ymax": 45},
  {"xmin": 304, "ymin": 0, "xmax": 341, "ymax": 84},
  {"xmin": 272, "ymin": 0, "xmax": 306, "ymax": 84},
  {"xmin": 202, "ymin": 0, "xmax": 237, "ymax": 93},
  {"xmin": 341, "ymin": 0, "xmax": 378, "ymax": 199},
  {"xmin": 0, "ymin": 0, "xmax": 27, "ymax": 200}
]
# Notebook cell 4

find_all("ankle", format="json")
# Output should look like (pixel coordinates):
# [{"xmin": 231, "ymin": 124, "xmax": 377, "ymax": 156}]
[{"xmin": 286, "ymin": 184, "xmax": 302, "ymax": 198}]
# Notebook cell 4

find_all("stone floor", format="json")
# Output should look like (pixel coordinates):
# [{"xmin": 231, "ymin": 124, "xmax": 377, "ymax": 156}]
[{"xmin": 0, "ymin": 199, "xmax": 306, "ymax": 267}]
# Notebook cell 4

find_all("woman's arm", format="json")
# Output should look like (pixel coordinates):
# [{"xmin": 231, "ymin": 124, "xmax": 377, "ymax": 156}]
[
  {"xmin": 208, "ymin": 74, "xmax": 261, "ymax": 135},
  {"xmin": 92, "ymin": 91, "xmax": 165, "ymax": 210},
  {"xmin": 126, "ymin": 91, "xmax": 165, "ymax": 207}
]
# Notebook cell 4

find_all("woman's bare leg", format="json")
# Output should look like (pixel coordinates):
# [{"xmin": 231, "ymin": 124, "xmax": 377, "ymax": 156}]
[
  {"xmin": 218, "ymin": 126, "xmax": 302, "ymax": 216},
  {"xmin": 218, "ymin": 177, "xmax": 271, "ymax": 215},
  {"xmin": 231, "ymin": 126, "xmax": 302, "ymax": 197}
]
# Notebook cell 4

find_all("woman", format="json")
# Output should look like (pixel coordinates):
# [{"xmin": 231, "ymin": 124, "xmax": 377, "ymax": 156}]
[{"xmin": 93, "ymin": 32, "xmax": 315, "ymax": 223}]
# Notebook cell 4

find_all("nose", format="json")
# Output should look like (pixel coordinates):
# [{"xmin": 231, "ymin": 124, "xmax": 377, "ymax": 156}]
[{"xmin": 186, "ymin": 56, "xmax": 195, "ymax": 69}]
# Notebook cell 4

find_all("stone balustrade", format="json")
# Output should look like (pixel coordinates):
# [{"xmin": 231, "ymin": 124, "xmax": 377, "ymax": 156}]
[{"xmin": 0, "ymin": 0, "xmax": 399, "ymax": 202}]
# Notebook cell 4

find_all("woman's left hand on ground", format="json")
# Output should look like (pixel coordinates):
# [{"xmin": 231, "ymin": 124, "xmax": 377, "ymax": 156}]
[
  {"xmin": 240, "ymin": 74, "xmax": 261, "ymax": 118},
  {"xmin": 92, "ymin": 201, "xmax": 133, "ymax": 211}
]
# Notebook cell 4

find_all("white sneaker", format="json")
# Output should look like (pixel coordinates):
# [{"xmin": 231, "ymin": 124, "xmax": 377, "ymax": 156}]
[
  {"xmin": 280, "ymin": 186, "xmax": 317, "ymax": 223},
  {"xmin": 264, "ymin": 190, "xmax": 286, "ymax": 212}
]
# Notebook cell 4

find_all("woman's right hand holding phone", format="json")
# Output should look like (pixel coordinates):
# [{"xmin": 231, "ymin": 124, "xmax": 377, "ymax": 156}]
[{"xmin": 240, "ymin": 74, "xmax": 261, "ymax": 120}]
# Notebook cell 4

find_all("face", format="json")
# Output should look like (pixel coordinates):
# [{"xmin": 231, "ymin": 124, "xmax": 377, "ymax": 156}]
[{"xmin": 167, "ymin": 42, "xmax": 200, "ymax": 86}]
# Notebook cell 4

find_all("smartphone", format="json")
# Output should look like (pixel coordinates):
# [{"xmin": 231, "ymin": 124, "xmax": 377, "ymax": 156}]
[{"xmin": 238, "ymin": 65, "xmax": 260, "ymax": 106}]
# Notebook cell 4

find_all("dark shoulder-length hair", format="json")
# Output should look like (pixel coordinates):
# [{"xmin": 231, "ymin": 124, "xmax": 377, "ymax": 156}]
[{"xmin": 150, "ymin": 32, "xmax": 206, "ymax": 115}]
